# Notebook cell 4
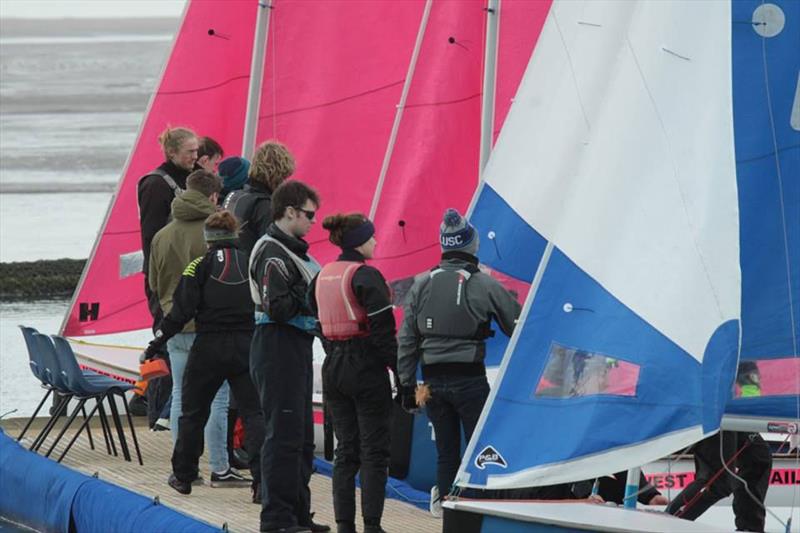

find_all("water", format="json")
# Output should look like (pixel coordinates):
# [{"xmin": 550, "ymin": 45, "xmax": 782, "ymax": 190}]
[{"xmin": 0, "ymin": 19, "xmax": 175, "ymax": 417}]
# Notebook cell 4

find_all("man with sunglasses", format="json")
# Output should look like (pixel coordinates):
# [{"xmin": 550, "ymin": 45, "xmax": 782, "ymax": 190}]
[{"xmin": 248, "ymin": 180, "xmax": 329, "ymax": 533}]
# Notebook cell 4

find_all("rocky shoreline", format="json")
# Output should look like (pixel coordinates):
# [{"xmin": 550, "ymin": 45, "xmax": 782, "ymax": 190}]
[{"xmin": 0, "ymin": 259, "xmax": 86, "ymax": 301}]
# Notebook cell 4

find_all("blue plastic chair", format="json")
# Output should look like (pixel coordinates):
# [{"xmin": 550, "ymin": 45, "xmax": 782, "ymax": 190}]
[
  {"xmin": 51, "ymin": 335, "xmax": 142, "ymax": 465},
  {"xmin": 16, "ymin": 326, "xmax": 55, "ymax": 442}
]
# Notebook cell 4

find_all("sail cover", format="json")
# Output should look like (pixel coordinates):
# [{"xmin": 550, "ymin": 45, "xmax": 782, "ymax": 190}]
[
  {"xmin": 457, "ymin": 0, "xmax": 743, "ymax": 489},
  {"xmin": 62, "ymin": 1, "xmax": 259, "ymax": 336},
  {"xmin": 726, "ymin": 0, "xmax": 799, "ymax": 421}
]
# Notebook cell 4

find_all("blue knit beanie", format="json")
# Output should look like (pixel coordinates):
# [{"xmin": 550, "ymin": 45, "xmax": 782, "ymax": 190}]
[
  {"xmin": 218, "ymin": 156, "xmax": 250, "ymax": 194},
  {"xmin": 440, "ymin": 208, "xmax": 479, "ymax": 256}
]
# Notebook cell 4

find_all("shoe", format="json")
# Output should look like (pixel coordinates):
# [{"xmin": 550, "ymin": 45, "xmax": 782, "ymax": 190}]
[
  {"xmin": 299, "ymin": 513, "xmax": 330, "ymax": 532},
  {"xmin": 429, "ymin": 486, "xmax": 443, "ymax": 518},
  {"xmin": 252, "ymin": 483, "xmax": 261, "ymax": 504},
  {"xmin": 152, "ymin": 417, "xmax": 170, "ymax": 431},
  {"xmin": 231, "ymin": 447, "xmax": 250, "ymax": 470},
  {"xmin": 260, "ymin": 527, "xmax": 312, "ymax": 533},
  {"xmin": 336, "ymin": 522, "xmax": 356, "ymax": 533},
  {"xmin": 168, "ymin": 473, "xmax": 191, "ymax": 495},
  {"xmin": 210, "ymin": 467, "xmax": 252, "ymax": 488}
]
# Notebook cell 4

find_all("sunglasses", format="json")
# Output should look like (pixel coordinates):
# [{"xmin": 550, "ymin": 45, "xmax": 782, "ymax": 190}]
[{"xmin": 293, "ymin": 206, "xmax": 316, "ymax": 221}]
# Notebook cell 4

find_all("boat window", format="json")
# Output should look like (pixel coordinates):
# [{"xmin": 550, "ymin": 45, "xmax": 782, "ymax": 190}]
[
  {"xmin": 534, "ymin": 343, "xmax": 639, "ymax": 398},
  {"xmin": 734, "ymin": 358, "xmax": 800, "ymax": 398}
]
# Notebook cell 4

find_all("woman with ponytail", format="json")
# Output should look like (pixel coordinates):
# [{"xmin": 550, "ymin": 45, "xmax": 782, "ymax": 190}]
[{"xmin": 309, "ymin": 213, "xmax": 397, "ymax": 533}]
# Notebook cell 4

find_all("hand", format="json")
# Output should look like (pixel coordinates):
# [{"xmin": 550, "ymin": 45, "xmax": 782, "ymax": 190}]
[{"xmin": 648, "ymin": 494, "xmax": 669, "ymax": 506}]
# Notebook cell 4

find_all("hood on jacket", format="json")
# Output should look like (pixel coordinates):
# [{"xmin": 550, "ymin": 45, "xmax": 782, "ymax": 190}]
[{"xmin": 171, "ymin": 189, "xmax": 217, "ymax": 222}]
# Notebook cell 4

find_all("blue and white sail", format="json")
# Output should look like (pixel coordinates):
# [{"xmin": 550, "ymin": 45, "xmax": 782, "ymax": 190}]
[
  {"xmin": 725, "ymin": 0, "xmax": 799, "ymax": 424},
  {"xmin": 458, "ymin": 0, "xmax": 745, "ymax": 489}
]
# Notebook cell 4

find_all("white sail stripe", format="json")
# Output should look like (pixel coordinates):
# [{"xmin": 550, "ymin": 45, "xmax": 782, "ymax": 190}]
[
  {"xmin": 460, "ymin": 425, "xmax": 707, "ymax": 489},
  {"xmin": 483, "ymin": 0, "xmax": 740, "ymax": 360}
]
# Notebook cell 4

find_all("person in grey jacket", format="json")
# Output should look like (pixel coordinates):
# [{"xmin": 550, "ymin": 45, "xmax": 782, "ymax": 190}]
[{"xmin": 397, "ymin": 208, "xmax": 521, "ymax": 516}]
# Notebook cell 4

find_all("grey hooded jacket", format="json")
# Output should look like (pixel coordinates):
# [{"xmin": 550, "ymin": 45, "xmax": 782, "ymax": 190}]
[{"xmin": 397, "ymin": 252, "xmax": 521, "ymax": 387}]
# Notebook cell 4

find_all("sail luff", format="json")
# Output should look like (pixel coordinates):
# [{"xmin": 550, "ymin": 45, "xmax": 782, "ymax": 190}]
[
  {"xmin": 59, "ymin": 2, "xmax": 191, "ymax": 335},
  {"xmin": 367, "ymin": 0, "xmax": 433, "ymax": 220},
  {"xmin": 242, "ymin": 0, "xmax": 271, "ymax": 159}
]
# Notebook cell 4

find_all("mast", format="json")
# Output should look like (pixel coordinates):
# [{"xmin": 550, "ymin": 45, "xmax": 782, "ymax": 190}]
[
  {"xmin": 368, "ymin": 0, "xmax": 433, "ymax": 220},
  {"xmin": 479, "ymin": 0, "xmax": 500, "ymax": 177},
  {"xmin": 242, "ymin": 0, "xmax": 272, "ymax": 159},
  {"xmin": 466, "ymin": 0, "xmax": 500, "ymax": 217}
]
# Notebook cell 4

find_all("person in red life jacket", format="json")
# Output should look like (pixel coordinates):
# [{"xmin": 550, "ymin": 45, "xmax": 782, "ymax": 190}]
[
  {"xmin": 308, "ymin": 213, "xmax": 397, "ymax": 533},
  {"xmin": 142, "ymin": 210, "xmax": 266, "ymax": 498}
]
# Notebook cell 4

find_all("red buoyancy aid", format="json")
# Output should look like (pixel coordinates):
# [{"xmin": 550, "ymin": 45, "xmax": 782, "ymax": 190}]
[{"xmin": 316, "ymin": 261, "xmax": 369, "ymax": 340}]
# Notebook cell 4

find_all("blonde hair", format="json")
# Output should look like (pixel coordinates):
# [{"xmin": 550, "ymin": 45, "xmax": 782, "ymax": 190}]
[
  {"xmin": 249, "ymin": 140, "xmax": 296, "ymax": 191},
  {"xmin": 158, "ymin": 126, "xmax": 197, "ymax": 159}
]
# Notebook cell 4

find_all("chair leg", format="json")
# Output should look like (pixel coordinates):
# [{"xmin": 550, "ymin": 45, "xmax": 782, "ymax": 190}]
[
  {"xmin": 120, "ymin": 393, "xmax": 143, "ymax": 466},
  {"xmin": 80, "ymin": 403, "xmax": 95, "ymax": 450},
  {"xmin": 96, "ymin": 398, "xmax": 114, "ymax": 455},
  {"xmin": 57, "ymin": 402, "xmax": 100, "ymax": 464},
  {"xmin": 45, "ymin": 398, "xmax": 86, "ymax": 458},
  {"xmin": 31, "ymin": 393, "xmax": 71, "ymax": 452},
  {"xmin": 107, "ymin": 396, "xmax": 131, "ymax": 462},
  {"xmin": 17, "ymin": 388, "xmax": 52, "ymax": 442}
]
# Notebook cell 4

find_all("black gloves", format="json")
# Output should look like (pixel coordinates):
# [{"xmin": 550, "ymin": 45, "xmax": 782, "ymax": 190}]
[{"xmin": 398, "ymin": 385, "xmax": 419, "ymax": 413}]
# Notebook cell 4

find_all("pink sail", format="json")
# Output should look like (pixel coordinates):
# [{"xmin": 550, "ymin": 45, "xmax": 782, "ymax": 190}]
[
  {"xmin": 255, "ymin": 0, "xmax": 427, "ymax": 268},
  {"xmin": 62, "ymin": 2, "xmax": 259, "ymax": 336}
]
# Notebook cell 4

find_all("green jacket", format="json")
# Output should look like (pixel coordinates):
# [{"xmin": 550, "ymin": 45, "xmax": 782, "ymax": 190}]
[{"xmin": 148, "ymin": 189, "xmax": 216, "ymax": 331}]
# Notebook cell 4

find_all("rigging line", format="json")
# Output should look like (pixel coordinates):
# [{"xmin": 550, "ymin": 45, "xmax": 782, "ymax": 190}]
[
  {"xmin": 552, "ymin": 9, "xmax": 591, "ymax": 133},
  {"xmin": 718, "ymin": 433, "xmax": 790, "ymax": 530},
  {"xmin": 624, "ymin": 35, "xmax": 726, "ymax": 322},
  {"xmin": 369, "ymin": 0, "xmax": 434, "ymax": 220},
  {"xmin": 737, "ymin": 142, "xmax": 800, "ymax": 165},
  {"xmin": 373, "ymin": 242, "xmax": 439, "ymax": 261},
  {"xmin": 157, "ymin": 74, "xmax": 249, "ymax": 95},
  {"xmin": 759, "ymin": 12, "xmax": 800, "ymax": 516},
  {"xmin": 404, "ymin": 92, "xmax": 482, "ymax": 109},
  {"xmin": 259, "ymin": 80, "xmax": 404, "ymax": 120},
  {"xmin": 759, "ymin": 4, "xmax": 799, "ymax": 437}
]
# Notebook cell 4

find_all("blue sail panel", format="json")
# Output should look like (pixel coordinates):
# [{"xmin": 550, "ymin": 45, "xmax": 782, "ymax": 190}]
[
  {"xmin": 728, "ymin": 0, "xmax": 799, "ymax": 420},
  {"xmin": 457, "ymin": 248, "xmax": 739, "ymax": 489}
]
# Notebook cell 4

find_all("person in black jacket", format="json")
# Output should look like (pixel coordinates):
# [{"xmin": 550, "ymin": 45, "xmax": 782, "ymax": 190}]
[
  {"xmin": 142, "ymin": 210, "xmax": 265, "ymax": 498},
  {"xmin": 223, "ymin": 141, "xmax": 296, "ymax": 256},
  {"xmin": 249, "ymin": 180, "xmax": 329, "ymax": 533},
  {"xmin": 308, "ymin": 213, "xmax": 396, "ymax": 533},
  {"xmin": 137, "ymin": 126, "xmax": 199, "ymax": 427}
]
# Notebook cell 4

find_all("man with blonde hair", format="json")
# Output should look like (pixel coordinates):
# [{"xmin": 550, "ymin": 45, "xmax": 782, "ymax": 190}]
[{"xmin": 223, "ymin": 140, "xmax": 296, "ymax": 256}]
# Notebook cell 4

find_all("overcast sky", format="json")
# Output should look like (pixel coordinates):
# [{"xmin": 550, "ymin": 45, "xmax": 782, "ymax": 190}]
[{"xmin": 0, "ymin": 0, "xmax": 185, "ymax": 19}]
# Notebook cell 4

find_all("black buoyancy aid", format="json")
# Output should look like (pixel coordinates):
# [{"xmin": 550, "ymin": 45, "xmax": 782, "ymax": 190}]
[
  {"xmin": 316, "ymin": 261, "xmax": 369, "ymax": 340},
  {"xmin": 416, "ymin": 264, "xmax": 491, "ymax": 340},
  {"xmin": 223, "ymin": 188, "xmax": 269, "ymax": 254}
]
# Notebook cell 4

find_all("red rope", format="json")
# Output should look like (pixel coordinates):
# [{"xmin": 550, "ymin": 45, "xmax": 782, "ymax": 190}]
[{"xmin": 675, "ymin": 437, "xmax": 751, "ymax": 518}]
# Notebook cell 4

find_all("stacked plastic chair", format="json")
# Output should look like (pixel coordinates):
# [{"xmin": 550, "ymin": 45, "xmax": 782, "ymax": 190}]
[{"xmin": 17, "ymin": 326, "xmax": 143, "ymax": 465}]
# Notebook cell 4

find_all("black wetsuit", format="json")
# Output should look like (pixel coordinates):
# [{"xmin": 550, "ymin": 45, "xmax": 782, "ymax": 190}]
[{"xmin": 309, "ymin": 249, "xmax": 398, "ymax": 530}]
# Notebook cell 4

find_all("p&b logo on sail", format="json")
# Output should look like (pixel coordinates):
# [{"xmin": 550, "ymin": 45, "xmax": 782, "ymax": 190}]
[{"xmin": 475, "ymin": 445, "xmax": 507, "ymax": 470}]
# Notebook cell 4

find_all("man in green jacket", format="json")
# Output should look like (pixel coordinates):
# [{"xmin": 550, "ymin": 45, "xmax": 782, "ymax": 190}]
[{"xmin": 149, "ymin": 169, "xmax": 246, "ymax": 488}]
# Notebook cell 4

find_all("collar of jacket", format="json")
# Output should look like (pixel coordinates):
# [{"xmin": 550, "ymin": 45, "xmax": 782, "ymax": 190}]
[
  {"xmin": 244, "ymin": 181, "xmax": 272, "ymax": 195},
  {"xmin": 441, "ymin": 250, "xmax": 479, "ymax": 267},
  {"xmin": 158, "ymin": 160, "xmax": 192, "ymax": 187},
  {"xmin": 267, "ymin": 223, "xmax": 310, "ymax": 259},
  {"xmin": 171, "ymin": 189, "xmax": 217, "ymax": 221},
  {"xmin": 209, "ymin": 241, "xmax": 239, "ymax": 251},
  {"xmin": 337, "ymin": 249, "xmax": 366, "ymax": 263}
]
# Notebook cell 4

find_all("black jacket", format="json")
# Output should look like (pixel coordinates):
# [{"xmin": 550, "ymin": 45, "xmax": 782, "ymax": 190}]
[
  {"xmin": 222, "ymin": 181, "xmax": 273, "ymax": 257},
  {"xmin": 250, "ymin": 223, "xmax": 316, "ymax": 326},
  {"xmin": 309, "ymin": 249, "xmax": 398, "ymax": 371},
  {"xmin": 147, "ymin": 242, "xmax": 254, "ymax": 354},
  {"xmin": 138, "ymin": 160, "xmax": 192, "ymax": 275}
]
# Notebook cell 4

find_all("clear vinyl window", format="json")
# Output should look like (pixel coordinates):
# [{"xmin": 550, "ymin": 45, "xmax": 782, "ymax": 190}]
[{"xmin": 535, "ymin": 343, "xmax": 640, "ymax": 398}]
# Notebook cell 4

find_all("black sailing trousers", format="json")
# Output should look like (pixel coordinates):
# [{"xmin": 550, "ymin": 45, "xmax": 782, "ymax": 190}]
[
  {"xmin": 666, "ymin": 431, "xmax": 772, "ymax": 532},
  {"xmin": 250, "ymin": 324, "xmax": 315, "ymax": 531},
  {"xmin": 172, "ymin": 330, "xmax": 265, "ymax": 485},
  {"xmin": 323, "ymin": 341, "xmax": 392, "ymax": 528}
]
